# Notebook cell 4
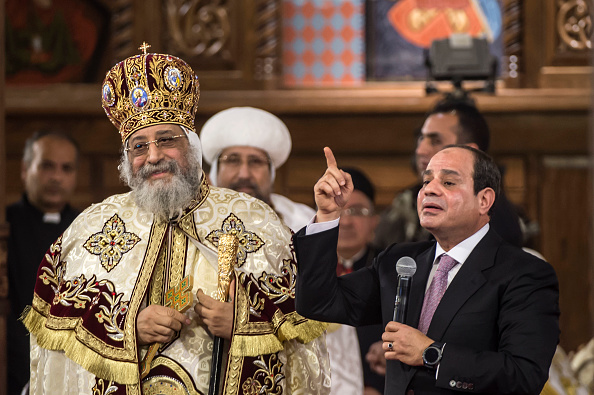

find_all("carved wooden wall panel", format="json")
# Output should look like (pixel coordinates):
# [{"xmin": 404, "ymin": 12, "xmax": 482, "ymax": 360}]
[
  {"xmin": 502, "ymin": 0, "xmax": 524, "ymax": 87},
  {"xmin": 555, "ymin": 0, "xmax": 592, "ymax": 56},
  {"xmin": 159, "ymin": 0, "xmax": 281, "ymax": 89},
  {"xmin": 539, "ymin": 0, "xmax": 592, "ymax": 88},
  {"xmin": 105, "ymin": 0, "xmax": 136, "ymax": 65},
  {"xmin": 540, "ymin": 158, "xmax": 593, "ymax": 352},
  {"xmin": 164, "ymin": 0, "xmax": 234, "ymax": 65}
]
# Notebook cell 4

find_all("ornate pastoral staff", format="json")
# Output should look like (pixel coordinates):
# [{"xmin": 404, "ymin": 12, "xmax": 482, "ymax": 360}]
[{"xmin": 209, "ymin": 234, "xmax": 239, "ymax": 395}]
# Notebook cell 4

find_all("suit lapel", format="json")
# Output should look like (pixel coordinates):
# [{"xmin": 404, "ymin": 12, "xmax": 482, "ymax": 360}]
[{"xmin": 425, "ymin": 229, "xmax": 501, "ymax": 340}]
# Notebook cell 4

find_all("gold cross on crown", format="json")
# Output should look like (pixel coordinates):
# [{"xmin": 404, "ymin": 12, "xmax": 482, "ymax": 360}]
[{"xmin": 139, "ymin": 42, "xmax": 151, "ymax": 54}]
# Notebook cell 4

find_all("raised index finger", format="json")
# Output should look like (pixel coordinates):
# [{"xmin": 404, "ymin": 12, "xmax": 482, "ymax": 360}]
[{"xmin": 324, "ymin": 147, "xmax": 338, "ymax": 169}]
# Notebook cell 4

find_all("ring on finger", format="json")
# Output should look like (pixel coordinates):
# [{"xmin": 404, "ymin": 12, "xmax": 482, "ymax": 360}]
[{"xmin": 388, "ymin": 342, "xmax": 393, "ymax": 350}]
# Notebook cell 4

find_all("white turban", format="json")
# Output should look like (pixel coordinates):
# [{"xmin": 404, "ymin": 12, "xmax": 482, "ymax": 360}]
[{"xmin": 200, "ymin": 107, "xmax": 292, "ymax": 168}]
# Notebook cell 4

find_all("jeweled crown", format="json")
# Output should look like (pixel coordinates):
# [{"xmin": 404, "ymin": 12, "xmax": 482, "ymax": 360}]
[{"xmin": 101, "ymin": 43, "xmax": 200, "ymax": 143}]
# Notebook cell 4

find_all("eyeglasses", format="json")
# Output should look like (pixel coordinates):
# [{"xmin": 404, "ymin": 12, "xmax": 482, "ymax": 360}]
[
  {"xmin": 342, "ymin": 207, "xmax": 373, "ymax": 217},
  {"xmin": 124, "ymin": 134, "xmax": 186, "ymax": 157},
  {"xmin": 219, "ymin": 154, "xmax": 270, "ymax": 169}
]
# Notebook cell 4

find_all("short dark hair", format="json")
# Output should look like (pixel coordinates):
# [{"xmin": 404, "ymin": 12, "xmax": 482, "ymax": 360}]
[
  {"xmin": 443, "ymin": 144, "xmax": 500, "ymax": 215},
  {"xmin": 23, "ymin": 130, "xmax": 80, "ymax": 168},
  {"xmin": 428, "ymin": 98, "xmax": 490, "ymax": 152}
]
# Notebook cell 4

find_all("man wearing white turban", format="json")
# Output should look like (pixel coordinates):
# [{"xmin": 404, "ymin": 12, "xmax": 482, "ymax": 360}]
[
  {"xmin": 200, "ymin": 107, "xmax": 315, "ymax": 232},
  {"xmin": 201, "ymin": 107, "xmax": 365, "ymax": 395}
]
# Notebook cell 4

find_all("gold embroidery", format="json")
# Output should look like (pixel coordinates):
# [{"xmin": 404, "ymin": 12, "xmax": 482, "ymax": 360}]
[
  {"xmin": 142, "ymin": 376, "xmax": 190, "ymax": 395},
  {"xmin": 170, "ymin": 223, "xmax": 189, "ymax": 287},
  {"xmin": 53, "ymin": 274, "xmax": 98, "ymax": 309},
  {"xmin": 39, "ymin": 236, "xmax": 65, "ymax": 289},
  {"xmin": 239, "ymin": 272, "xmax": 265, "ymax": 317},
  {"xmin": 95, "ymin": 281, "xmax": 129, "ymax": 342},
  {"xmin": 216, "ymin": 234, "xmax": 239, "ymax": 301},
  {"xmin": 148, "ymin": 223, "xmax": 189, "ymax": 310},
  {"xmin": 257, "ymin": 259, "xmax": 296, "ymax": 304},
  {"xmin": 222, "ymin": 354, "xmax": 244, "ymax": 395},
  {"xmin": 83, "ymin": 214, "xmax": 141, "ymax": 272},
  {"xmin": 149, "ymin": 247, "xmax": 167, "ymax": 306},
  {"xmin": 143, "ymin": 356, "xmax": 200, "ymax": 395},
  {"xmin": 242, "ymin": 354, "xmax": 284, "ymax": 395},
  {"xmin": 205, "ymin": 214, "xmax": 264, "ymax": 268},
  {"xmin": 92, "ymin": 378, "xmax": 119, "ymax": 394},
  {"xmin": 164, "ymin": 275, "xmax": 193, "ymax": 312}
]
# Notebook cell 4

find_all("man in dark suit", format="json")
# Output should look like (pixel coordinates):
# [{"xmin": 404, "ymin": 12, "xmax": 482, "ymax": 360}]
[{"xmin": 294, "ymin": 145, "xmax": 559, "ymax": 394}]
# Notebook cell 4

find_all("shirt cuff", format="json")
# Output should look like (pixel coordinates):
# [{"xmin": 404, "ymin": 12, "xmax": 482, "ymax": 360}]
[
  {"xmin": 305, "ymin": 216, "xmax": 340, "ymax": 235},
  {"xmin": 435, "ymin": 343, "xmax": 446, "ymax": 379}
]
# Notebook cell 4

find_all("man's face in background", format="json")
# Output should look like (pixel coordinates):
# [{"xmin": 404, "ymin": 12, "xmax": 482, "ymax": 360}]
[
  {"xmin": 22, "ymin": 135, "xmax": 78, "ymax": 213},
  {"xmin": 216, "ymin": 146, "xmax": 273, "ymax": 204},
  {"xmin": 415, "ymin": 112, "xmax": 459, "ymax": 177}
]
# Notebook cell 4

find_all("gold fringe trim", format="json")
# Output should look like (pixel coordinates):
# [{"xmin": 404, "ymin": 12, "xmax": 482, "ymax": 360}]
[
  {"xmin": 22, "ymin": 307, "xmax": 140, "ymax": 385},
  {"xmin": 230, "ymin": 318, "xmax": 328, "ymax": 357},
  {"xmin": 230, "ymin": 333, "xmax": 283, "ymax": 357},
  {"xmin": 280, "ymin": 318, "xmax": 328, "ymax": 345}
]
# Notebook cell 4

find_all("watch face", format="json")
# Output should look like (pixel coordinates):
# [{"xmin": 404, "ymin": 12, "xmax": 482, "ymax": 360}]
[{"xmin": 424, "ymin": 346, "xmax": 440, "ymax": 364}]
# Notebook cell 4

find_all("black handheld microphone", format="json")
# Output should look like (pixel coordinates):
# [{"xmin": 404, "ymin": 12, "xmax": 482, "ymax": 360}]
[{"xmin": 393, "ymin": 256, "xmax": 417, "ymax": 323}]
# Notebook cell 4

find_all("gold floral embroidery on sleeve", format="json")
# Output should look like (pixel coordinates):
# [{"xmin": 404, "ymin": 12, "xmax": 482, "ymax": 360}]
[
  {"xmin": 257, "ymin": 259, "xmax": 296, "ymax": 304},
  {"xmin": 92, "ymin": 378, "xmax": 119, "ymax": 394},
  {"xmin": 51, "ymin": 272, "xmax": 128, "ymax": 342},
  {"xmin": 238, "ymin": 271, "xmax": 266, "ymax": 317},
  {"xmin": 83, "ymin": 214, "xmax": 141, "ymax": 272},
  {"xmin": 205, "ymin": 213, "xmax": 264, "ymax": 267},
  {"xmin": 242, "ymin": 353, "xmax": 284, "ymax": 395},
  {"xmin": 39, "ymin": 236, "xmax": 66, "ymax": 289},
  {"xmin": 53, "ymin": 273, "xmax": 99, "ymax": 309},
  {"xmin": 95, "ymin": 281, "xmax": 129, "ymax": 342}
]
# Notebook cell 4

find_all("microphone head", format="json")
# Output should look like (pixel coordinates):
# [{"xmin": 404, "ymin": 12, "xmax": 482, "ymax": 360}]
[{"xmin": 396, "ymin": 256, "xmax": 417, "ymax": 277}]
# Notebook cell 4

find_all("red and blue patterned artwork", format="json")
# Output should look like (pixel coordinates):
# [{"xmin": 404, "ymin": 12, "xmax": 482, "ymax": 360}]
[{"xmin": 282, "ymin": 0, "xmax": 365, "ymax": 87}]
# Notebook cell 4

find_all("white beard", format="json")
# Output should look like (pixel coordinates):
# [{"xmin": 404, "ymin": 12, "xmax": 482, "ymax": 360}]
[{"xmin": 119, "ymin": 146, "xmax": 202, "ymax": 221}]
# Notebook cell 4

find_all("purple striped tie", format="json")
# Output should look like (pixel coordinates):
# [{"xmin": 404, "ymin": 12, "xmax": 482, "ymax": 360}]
[{"xmin": 418, "ymin": 254, "xmax": 458, "ymax": 334}]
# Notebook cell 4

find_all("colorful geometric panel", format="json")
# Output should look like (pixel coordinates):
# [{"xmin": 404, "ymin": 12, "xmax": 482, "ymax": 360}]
[
  {"xmin": 164, "ymin": 275, "xmax": 194, "ymax": 313},
  {"xmin": 282, "ymin": 0, "xmax": 365, "ymax": 87}
]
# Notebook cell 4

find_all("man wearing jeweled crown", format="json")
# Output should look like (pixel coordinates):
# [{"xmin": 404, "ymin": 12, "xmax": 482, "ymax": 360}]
[{"xmin": 21, "ymin": 43, "xmax": 331, "ymax": 395}]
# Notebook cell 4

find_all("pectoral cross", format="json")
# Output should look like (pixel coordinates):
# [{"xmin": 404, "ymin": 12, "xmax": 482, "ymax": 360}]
[
  {"xmin": 139, "ymin": 42, "xmax": 151, "ymax": 54},
  {"xmin": 140, "ymin": 275, "xmax": 194, "ymax": 379},
  {"xmin": 165, "ymin": 275, "xmax": 193, "ymax": 311}
]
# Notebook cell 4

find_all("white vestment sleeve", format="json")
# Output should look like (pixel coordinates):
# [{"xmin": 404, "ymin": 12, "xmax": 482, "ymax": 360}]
[{"xmin": 30, "ymin": 334, "xmax": 95, "ymax": 394}]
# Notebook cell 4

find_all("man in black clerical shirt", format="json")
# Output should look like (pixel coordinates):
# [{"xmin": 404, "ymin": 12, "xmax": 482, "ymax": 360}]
[{"xmin": 7, "ymin": 130, "xmax": 79, "ymax": 394}]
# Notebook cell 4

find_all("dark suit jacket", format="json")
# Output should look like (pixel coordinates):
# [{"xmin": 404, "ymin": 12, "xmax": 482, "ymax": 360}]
[
  {"xmin": 294, "ymin": 226, "xmax": 559, "ymax": 394},
  {"xmin": 352, "ymin": 247, "xmax": 385, "ymax": 393}
]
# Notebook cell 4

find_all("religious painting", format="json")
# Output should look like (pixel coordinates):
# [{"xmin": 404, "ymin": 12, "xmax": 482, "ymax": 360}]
[
  {"xmin": 5, "ymin": 0, "xmax": 110, "ymax": 84},
  {"xmin": 366, "ymin": 0, "xmax": 504, "ymax": 81},
  {"xmin": 282, "ymin": 0, "xmax": 366, "ymax": 87}
]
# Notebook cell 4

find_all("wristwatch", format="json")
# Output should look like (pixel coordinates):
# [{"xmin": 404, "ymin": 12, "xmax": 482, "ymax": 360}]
[{"xmin": 422, "ymin": 342, "xmax": 445, "ymax": 369}]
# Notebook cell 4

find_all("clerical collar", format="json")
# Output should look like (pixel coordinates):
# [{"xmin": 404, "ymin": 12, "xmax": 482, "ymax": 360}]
[{"xmin": 43, "ymin": 212, "xmax": 61, "ymax": 224}]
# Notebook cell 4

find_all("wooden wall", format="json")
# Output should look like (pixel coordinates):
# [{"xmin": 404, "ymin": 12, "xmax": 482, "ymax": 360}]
[
  {"xmin": 1, "ymin": 1, "xmax": 593, "ymax": 393},
  {"xmin": 0, "ymin": 0, "xmax": 7, "ymax": 393}
]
